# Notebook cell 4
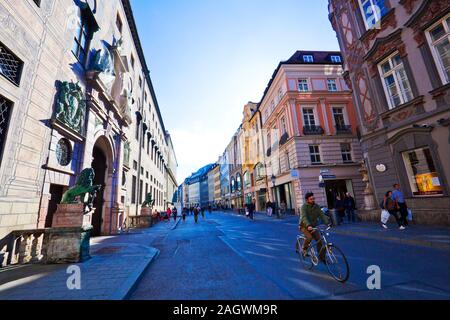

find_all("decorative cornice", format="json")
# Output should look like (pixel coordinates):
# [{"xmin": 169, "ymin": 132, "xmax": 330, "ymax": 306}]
[
  {"xmin": 399, "ymin": 0, "xmax": 419, "ymax": 15},
  {"xmin": 405, "ymin": 0, "xmax": 450, "ymax": 45}
]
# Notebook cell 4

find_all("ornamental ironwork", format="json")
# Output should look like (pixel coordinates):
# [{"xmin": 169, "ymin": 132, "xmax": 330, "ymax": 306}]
[
  {"xmin": 56, "ymin": 138, "xmax": 72, "ymax": 166},
  {"xmin": 0, "ymin": 42, "xmax": 23, "ymax": 86}
]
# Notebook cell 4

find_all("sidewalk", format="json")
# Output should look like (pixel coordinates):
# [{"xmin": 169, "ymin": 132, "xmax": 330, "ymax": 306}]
[
  {"xmin": 0, "ymin": 218, "xmax": 180, "ymax": 300},
  {"xmin": 220, "ymin": 210, "xmax": 450, "ymax": 250}
]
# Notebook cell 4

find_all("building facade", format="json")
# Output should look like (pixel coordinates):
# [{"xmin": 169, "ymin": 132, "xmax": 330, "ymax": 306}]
[
  {"xmin": 219, "ymin": 152, "xmax": 231, "ymax": 208},
  {"xmin": 241, "ymin": 102, "xmax": 268, "ymax": 211},
  {"xmin": 329, "ymin": 0, "xmax": 450, "ymax": 224},
  {"xmin": 229, "ymin": 126, "xmax": 244, "ymax": 210},
  {"xmin": 0, "ymin": 0, "xmax": 176, "ymax": 240},
  {"xmin": 165, "ymin": 132, "xmax": 178, "ymax": 207},
  {"xmin": 260, "ymin": 51, "xmax": 365, "ymax": 213}
]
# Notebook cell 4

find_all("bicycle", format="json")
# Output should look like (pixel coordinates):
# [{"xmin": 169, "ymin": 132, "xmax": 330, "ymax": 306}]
[{"xmin": 296, "ymin": 225, "xmax": 350, "ymax": 283}]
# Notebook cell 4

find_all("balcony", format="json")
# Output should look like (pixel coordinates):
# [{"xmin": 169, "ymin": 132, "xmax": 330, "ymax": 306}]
[
  {"xmin": 336, "ymin": 125, "xmax": 352, "ymax": 135},
  {"xmin": 303, "ymin": 125, "xmax": 324, "ymax": 135}
]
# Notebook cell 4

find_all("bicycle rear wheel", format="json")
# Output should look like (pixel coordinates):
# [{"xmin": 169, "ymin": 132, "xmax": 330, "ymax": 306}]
[
  {"xmin": 325, "ymin": 244, "xmax": 350, "ymax": 283},
  {"xmin": 296, "ymin": 237, "xmax": 314, "ymax": 270}
]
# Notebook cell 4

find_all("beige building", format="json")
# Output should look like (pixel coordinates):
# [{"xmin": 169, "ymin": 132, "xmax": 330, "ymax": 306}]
[
  {"xmin": 0, "ymin": 0, "xmax": 176, "ymax": 240},
  {"xmin": 241, "ymin": 102, "xmax": 268, "ymax": 211}
]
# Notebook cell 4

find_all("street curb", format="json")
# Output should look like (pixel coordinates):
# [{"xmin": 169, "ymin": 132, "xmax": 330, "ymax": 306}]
[
  {"xmin": 332, "ymin": 229, "xmax": 450, "ymax": 251},
  {"xmin": 109, "ymin": 246, "xmax": 160, "ymax": 300}
]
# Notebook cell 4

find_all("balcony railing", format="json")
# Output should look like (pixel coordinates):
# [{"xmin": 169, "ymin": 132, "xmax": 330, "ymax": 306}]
[
  {"xmin": 1, "ymin": 229, "xmax": 46, "ymax": 267},
  {"xmin": 303, "ymin": 125, "xmax": 324, "ymax": 135},
  {"xmin": 336, "ymin": 125, "xmax": 352, "ymax": 135}
]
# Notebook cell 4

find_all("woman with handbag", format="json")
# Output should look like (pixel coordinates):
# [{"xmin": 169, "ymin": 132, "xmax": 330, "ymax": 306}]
[{"xmin": 382, "ymin": 191, "xmax": 405, "ymax": 230}]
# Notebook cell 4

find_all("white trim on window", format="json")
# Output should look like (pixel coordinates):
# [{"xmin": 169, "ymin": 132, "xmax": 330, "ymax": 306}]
[
  {"xmin": 425, "ymin": 14, "xmax": 450, "ymax": 85},
  {"xmin": 378, "ymin": 52, "xmax": 414, "ymax": 109},
  {"xmin": 298, "ymin": 78, "xmax": 310, "ymax": 92},
  {"xmin": 358, "ymin": 0, "xmax": 382, "ymax": 30}
]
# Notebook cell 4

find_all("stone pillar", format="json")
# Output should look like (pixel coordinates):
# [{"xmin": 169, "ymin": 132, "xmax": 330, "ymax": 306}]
[{"xmin": 45, "ymin": 203, "xmax": 93, "ymax": 264}]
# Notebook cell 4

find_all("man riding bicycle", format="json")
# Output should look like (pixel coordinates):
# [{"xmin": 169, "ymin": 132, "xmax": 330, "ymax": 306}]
[{"xmin": 299, "ymin": 192, "xmax": 330, "ymax": 263}]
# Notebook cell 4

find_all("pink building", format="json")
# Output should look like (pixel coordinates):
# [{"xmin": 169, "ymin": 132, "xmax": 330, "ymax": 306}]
[
  {"xmin": 260, "ymin": 51, "xmax": 365, "ymax": 213},
  {"xmin": 329, "ymin": 0, "xmax": 450, "ymax": 225}
]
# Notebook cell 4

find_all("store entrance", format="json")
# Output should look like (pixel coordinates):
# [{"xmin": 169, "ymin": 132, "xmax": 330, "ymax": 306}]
[{"xmin": 324, "ymin": 179, "xmax": 354, "ymax": 209}]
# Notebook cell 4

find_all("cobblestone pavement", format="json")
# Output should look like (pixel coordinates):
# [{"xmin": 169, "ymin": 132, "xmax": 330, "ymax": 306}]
[
  {"xmin": 130, "ymin": 211, "xmax": 450, "ymax": 300},
  {"xmin": 0, "ymin": 219, "xmax": 179, "ymax": 300}
]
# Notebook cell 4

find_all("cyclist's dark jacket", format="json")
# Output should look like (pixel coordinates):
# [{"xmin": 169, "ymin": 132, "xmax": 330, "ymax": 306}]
[{"xmin": 299, "ymin": 203, "xmax": 329, "ymax": 228}]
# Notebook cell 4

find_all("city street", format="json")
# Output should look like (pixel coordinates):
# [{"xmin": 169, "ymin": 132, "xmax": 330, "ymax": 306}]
[{"xmin": 130, "ymin": 212, "xmax": 450, "ymax": 300}]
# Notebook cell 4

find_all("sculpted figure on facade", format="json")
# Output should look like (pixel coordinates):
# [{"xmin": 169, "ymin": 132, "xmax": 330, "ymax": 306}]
[
  {"xmin": 55, "ymin": 81, "xmax": 86, "ymax": 135},
  {"xmin": 60, "ymin": 168, "xmax": 102, "ymax": 212},
  {"xmin": 90, "ymin": 42, "xmax": 116, "ymax": 91}
]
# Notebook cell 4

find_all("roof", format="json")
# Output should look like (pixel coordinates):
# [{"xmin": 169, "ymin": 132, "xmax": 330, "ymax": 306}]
[
  {"xmin": 259, "ymin": 50, "xmax": 343, "ymax": 107},
  {"xmin": 184, "ymin": 163, "xmax": 216, "ymax": 185}
]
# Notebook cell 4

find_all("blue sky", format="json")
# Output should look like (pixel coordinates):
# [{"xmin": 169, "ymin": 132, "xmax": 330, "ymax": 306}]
[{"xmin": 131, "ymin": 0, "xmax": 340, "ymax": 183}]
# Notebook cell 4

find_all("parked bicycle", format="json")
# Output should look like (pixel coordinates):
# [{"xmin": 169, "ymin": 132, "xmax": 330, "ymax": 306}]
[{"xmin": 296, "ymin": 225, "xmax": 350, "ymax": 283}]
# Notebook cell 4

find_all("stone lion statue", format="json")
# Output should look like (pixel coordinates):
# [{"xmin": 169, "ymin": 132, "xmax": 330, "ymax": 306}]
[
  {"xmin": 142, "ymin": 193, "xmax": 155, "ymax": 208},
  {"xmin": 61, "ymin": 168, "xmax": 102, "ymax": 211}
]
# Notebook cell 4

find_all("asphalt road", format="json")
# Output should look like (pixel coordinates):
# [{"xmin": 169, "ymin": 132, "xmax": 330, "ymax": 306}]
[{"xmin": 129, "ymin": 212, "xmax": 450, "ymax": 300}]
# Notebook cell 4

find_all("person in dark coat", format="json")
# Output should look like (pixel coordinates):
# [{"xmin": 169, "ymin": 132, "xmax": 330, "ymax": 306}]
[
  {"xmin": 335, "ymin": 195, "xmax": 345, "ymax": 225},
  {"xmin": 344, "ymin": 193, "xmax": 357, "ymax": 223},
  {"xmin": 247, "ymin": 199, "xmax": 256, "ymax": 221}
]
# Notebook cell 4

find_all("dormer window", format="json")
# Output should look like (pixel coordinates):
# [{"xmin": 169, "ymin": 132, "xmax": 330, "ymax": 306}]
[
  {"xmin": 303, "ymin": 55, "xmax": 314, "ymax": 63},
  {"xmin": 331, "ymin": 55, "xmax": 342, "ymax": 63}
]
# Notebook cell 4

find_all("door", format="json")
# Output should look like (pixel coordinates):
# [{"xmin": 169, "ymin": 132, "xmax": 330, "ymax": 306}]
[
  {"xmin": 46, "ymin": 184, "xmax": 65, "ymax": 228},
  {"xmin": 325, "ymin": 180, "xmax": 351, "ymax": 209},
  {"xmin": 91, "ymin": 146, "xmax": 107, "ymax": 237}
]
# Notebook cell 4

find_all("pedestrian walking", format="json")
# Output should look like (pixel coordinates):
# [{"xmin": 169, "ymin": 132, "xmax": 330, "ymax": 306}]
[
  {"xmin": 266, "ymin": 201, "xmax": 273, "ymax": 217},
  {"xmin": 392, "ymin": 184, "xmax": 409, "ymax": 227},
  {"xmin": 167, "ymin": 207, "xmax": 172, "ymax": 220},
  {"xmin": 278, "ymin": 201, "xmax": 286, "ymax": 219},
  {"xmin": 173, "ymin": 207, "xmax": 178, "ymax": 222},
  {"xmin": 194, "ymin": 206, "xmax": 199, "ymax": 223},
  {"xmin": 382, "ymin": 191, "xmax": 405, "ymax": 230},
  {"xmin": 335, "ymin": 195, "xmax": 345, "ymax": 225},
  {"xmin": 344, "ymin": 192, "xmax": 356, "ymax": 223},
  {"xmin": 201, "ymin": 206, "xmax": 205, "ymax": 219},
  {"xmin": 247, "ymin": 199, "xmax": 256, "ymax": 221}
]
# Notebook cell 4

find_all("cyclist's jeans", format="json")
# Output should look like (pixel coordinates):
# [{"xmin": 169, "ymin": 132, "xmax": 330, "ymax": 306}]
[{"xmin": 301, "ymin": 227, "xmax": 326, "ymax": 261}]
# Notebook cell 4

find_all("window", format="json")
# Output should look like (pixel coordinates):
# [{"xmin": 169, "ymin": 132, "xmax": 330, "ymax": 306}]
[
  {"xmin": 280, "ymin": 117, "xmax": 287, "ymax": 135},
  {"xmin": 244, "ymin": 171, "xmax": 251, "ymax": 188},
  {"xmin": 131, "ymin": 175, "xmax": 137, "ymax": 204},
  {"xmin": 131, "ymin": 54, "xmax": 135, "ymax": 69},
  {"xmin": 71, "ymin": 9, "xmax": 91, "ymax": 66},
  {"xmin": 332, "ymin": 107, "xmax": 346, "ymax": 128},
  {"xmin": 0, "ymin": 42, "xmax": 24, "ymax": 86},
  {"xmin": 402, "ymin": 147, "xmax": 444, "ymax": 196},
  {"xmin": 426, "ymin": 16, "xmax": 450, "ymax": 85},
  {"xmin": 285, "ymin": 152, "xmax": 291, "ymax": 170},
  {"xmin": 331, "ymin": 55, "xmax": 341, "ymax": 63},
  {"xmin": 303, "ymin": 108, "xmax": 316, "ymax": 127},
  {"xmin": 309, "ymin": 145, "xmax": 321, "ymax": 164},
  {"xmin": 303, "ymin": 55, "xmax": 314, "ymax": 63},
  {"xmin": 341, "ymin": 143, "xmax": 353, "ymax": 163},
  {"xmin": 116, "ymin": 13, "xmax": 123, "ymax": 33},
  {"xmin": 133, "ymin": 160, "xmax": 138, "ymax": 170},
  {"xmin": 278, "ymin": 88, "xmax": 283, "ymax": 102},
  {"xmin": 359, "ymin": 0, "xmax": 388, "ymax": 30},
  {"xmin": 0, "ymin": 95, "xmax": 13, "ymax": 167},
  {"xmin": 379, "ymin": 53, "xmax": 414, "ymax": 109},
  {"xmin": 298, "ymin": 79, "xmax": 309, "ymax": 92},
  {"xmin": 33, "ymin": 0, "xmax": 41, "ymax": 7},
  {"xmin": 327, "ymin": 79, "xmax": 338, "ymax": 92}
]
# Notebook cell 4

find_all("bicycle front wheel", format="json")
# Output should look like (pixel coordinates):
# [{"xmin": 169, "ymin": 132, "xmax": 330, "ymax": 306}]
[
  {"xmin": 325, "ymin": 244, "xmax": 350, "ymax": 283},
  {"xmin": 296, "ymin": 237, "xmax": 314, "ymax": 270}
]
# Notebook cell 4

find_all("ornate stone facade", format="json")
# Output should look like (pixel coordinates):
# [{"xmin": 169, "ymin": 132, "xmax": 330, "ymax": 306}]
[
  {"xmin": 329, "ymin": 0, "xmax": 450, "ymax": 225},
  {"xmin": 0, "ymin": 0, "xmax": 177, "ymax": 241}
]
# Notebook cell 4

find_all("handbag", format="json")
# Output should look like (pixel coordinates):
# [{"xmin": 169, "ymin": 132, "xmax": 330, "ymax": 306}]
[
  {"xmin": 407, "ymin": 209, "xmax": 413, "ymax": 222},
  {"xmin": 381, "ymin": 210, "xmax": 390, "ymax": 224}
]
